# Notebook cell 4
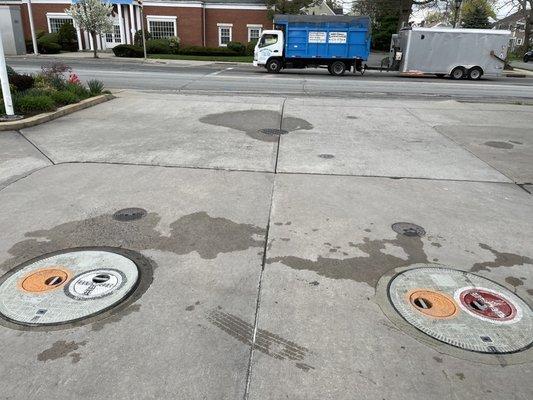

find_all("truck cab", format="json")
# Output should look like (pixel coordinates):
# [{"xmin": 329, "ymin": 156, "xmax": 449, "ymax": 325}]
[{"xmin": 253, "ymin": 30, "xmax": 284, "ymax": 72}]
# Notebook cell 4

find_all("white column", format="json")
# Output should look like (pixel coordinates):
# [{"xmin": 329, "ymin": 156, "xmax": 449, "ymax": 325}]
[
  {"xmin": 84, "ymin": 31, "xmax": 90, "ymax": 50},
  {"xmin": 27, "ymin": 0, "xmax": 38, "ymax": 55},
  {"xmin": 89, "ymin": 34, "xmax": 94, "ymax": 51},
  {"xmin": 76, "ymin": 27, "xmax": 83, "ymax": 51},
  {"xmin": 136, "ymin": 6, "xmax": 141, "ymax": 35},
  {"xmin": 129, "ymin": 4, "xmax": 136, "ymax": 40},
  {"xmin": 0, "ymin": 30, "xmax": 15, "ymax": 116},
  {"xmin": 124, "ymin": 6, "xmax": 131, "ymax": 44},
  {"xmin": 118, "ymin": 5, "xmax": 125, "ymax": 44}
]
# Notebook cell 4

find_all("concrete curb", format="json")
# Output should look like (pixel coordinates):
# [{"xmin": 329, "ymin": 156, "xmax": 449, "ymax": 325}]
[{"xmin": 0, "ymin": 94, "xmax": 114, "ymax": 131}]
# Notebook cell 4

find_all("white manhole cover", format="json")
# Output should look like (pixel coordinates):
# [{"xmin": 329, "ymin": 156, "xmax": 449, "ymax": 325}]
[
  {"xmin": 0, "ymin": 249, "xmax": 139, "ymax": 326},
  {"xmin": 388, "ymin": 266, "xmax": 533, "ymax": 354}
]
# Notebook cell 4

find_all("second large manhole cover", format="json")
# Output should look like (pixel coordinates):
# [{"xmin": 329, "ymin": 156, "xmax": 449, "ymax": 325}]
[
  {"xmin": 0, "ymin": 248, "xmax": 151, "ymax": 327},
  {"xmin": 388, "ymin": 267, "xmax": 532, "ymax": 354}
]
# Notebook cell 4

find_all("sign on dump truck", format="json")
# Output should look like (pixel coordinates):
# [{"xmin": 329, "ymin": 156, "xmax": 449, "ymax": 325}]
[
  {"xmin": 253, "ymin": 14, "xmax": 371, "ymax": 76},
  {"xmin": 391, "ymin": 27, "xmax": 511, "ymax": 80}
]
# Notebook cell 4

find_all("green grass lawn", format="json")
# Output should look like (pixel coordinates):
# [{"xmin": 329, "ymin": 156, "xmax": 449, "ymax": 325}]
[{"xmin": 148, "ymin": 54, "xmax": 253, "ymax": 63}]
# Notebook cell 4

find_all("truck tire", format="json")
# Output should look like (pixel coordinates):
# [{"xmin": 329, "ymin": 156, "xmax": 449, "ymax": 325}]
[
  {"xmin": 266, "ymin": 58, "xmax": 282, "ymax": 73},
  {"xmin": 467, "ymin": 67, "xmax": 483, "ymax": 80},
  {"xmin": 330, "ymin": 61, "xmax": 346, "ymax": 76},
  {"xmin": 450, "ymin": 67, "xmax": 465, "ymax": 80},
  {"xmin": 524, "ymin": 55, "xmax": 529, "ymax": 63}
]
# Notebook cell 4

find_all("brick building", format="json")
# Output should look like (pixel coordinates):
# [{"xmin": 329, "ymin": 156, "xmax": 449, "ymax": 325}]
[{"xmin": 1, "ymin": 0, "xmax": 272, "ymax": 51}]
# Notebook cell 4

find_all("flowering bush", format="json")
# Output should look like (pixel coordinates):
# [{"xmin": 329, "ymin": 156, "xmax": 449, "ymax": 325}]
[{"xmin": 69, "ymin": 73, "xmax": 81, "ymax": 85}]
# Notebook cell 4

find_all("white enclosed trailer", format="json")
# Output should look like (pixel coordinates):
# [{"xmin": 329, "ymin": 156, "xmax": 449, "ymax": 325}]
[{"xmin": 394, "ymin": 27, "xmax": 511, "ymax": 80}]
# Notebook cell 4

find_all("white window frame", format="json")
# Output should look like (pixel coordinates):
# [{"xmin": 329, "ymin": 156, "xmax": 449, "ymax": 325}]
[
  {"xmin": 146, "ymin": 15, "xmax": 177, "ymax": 38},
  {"xmin": 217, "ymin": 23, "xmax": 233, "ymax": 47},
  {"xmin": 46, "ymin": 13, "xmax": 73, "ymax": 33},
  {"xmin": 247, "ymin": 24, "xmax": 262, "ymax": 42},
  {"xmin": 516, "ymin": 38, "xmax": 523, "ymax": 45}
]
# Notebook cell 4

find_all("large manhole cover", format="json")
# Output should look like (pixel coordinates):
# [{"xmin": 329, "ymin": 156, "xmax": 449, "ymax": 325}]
[
  {"xmin": 0, "ymin": 248, "xmax": 152, "ymax": 328},
  {"xmin": 388, "ymin": 267, "xmax": 533, "ymax": 354}
]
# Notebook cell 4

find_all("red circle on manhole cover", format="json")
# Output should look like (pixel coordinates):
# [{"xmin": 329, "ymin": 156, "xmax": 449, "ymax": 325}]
[{"xmin": 459, "ymin": 288, "xmax": 517, "ymax": 322}]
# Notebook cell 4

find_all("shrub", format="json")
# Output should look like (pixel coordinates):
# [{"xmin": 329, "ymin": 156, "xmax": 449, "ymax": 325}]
[
  {"xmin": 6, "ymin": 65, "xmax": 17, "ymax": 78},
  {"xmin": 58, "ymin": 22, "xmax": 78, "ymax": 52},
  {"xmin": 38, "ymin": 33, "xmax": 61, "ymax": 54},
  {"xmin": 178, "ymin": 46, "xmax": 239, "ymax": 56},
  {"xmin": 168, "ymin": 36, "xmax": 181, "ymax": 52},
  {"xmin": 134, "ymin": 29, "xmax": 152, "ymax": 47},
  {"xmin": 9, "ymin": 74, "xmax": 35, "ymax": 92},
  {"xmin": 113, "ymin": 44, "xmax": 144, "ymax": 58},
  {"xmin": 227, "ymin": 41, "xmax": 246, "ymax": 55},
  {"xmin": 246, "ymin": 40, "xmax": 257, "ymax": 56},
  {"xmin": 87, "ymin": 79, "xmax": 104, "ymax": 95},
  {"xmin": 14, "ymin": 93, "xmax": 55, "ymax": 114},
  {"xmin": 40, "ymin": 62, "xmax": 71, "ymax": 90},
  {"xmin": 146, "ymin": 39, "xmax": 171, "ymax": 54},
  {"xmin": 65, "ymin": 82, "xmax": 90, "ymax": 99},
  {"xmin": 51, "ymin": 90, "xmax": 79, "ymax": 105}
]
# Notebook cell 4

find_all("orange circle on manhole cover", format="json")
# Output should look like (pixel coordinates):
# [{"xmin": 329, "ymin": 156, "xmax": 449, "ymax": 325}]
[
  {"xmin": 407, "ymin": 289, "xmax": 459, "ymax": 319},
  {"xmin": 19, "ymin": 267, "xmax": 71, "ymax": 293}
]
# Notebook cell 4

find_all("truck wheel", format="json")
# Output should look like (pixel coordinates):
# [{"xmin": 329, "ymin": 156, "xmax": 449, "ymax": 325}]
[
  {"xmin": 450, "ymin": 67, "xmax": 465, "ymax": 80},
  {"xmin": 467, "ymin": 67, "xmax": 483, "ymax": 80},
  {"xmin": 266, "ymin": 59, "xmax": 282, "ymax": 73},
  {"xmin": 330, "ymin": 61, "xmax": 346, "ymax": 76}
]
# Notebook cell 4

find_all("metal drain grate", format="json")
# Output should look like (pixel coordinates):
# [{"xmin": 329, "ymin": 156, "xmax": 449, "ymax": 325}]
[
  {"xmin": 258, "ymin": 128, "xmax": 288, "ymax": 135},
  {"xmin": 113, "ymin": 208, "xmax": 147, "ymax": 222}
]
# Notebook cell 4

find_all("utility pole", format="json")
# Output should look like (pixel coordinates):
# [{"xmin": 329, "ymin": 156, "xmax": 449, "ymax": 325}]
[
  {"xmin": 0, "ymin": 30, "xmax": 20, "ymax": 120},
  {"xmin": 27, "ymin": 0, "xmax": 39, "ymax": 55},
  {"xmin": 138, "ymin": 0, "xmax": 147, "ymax": 59}
]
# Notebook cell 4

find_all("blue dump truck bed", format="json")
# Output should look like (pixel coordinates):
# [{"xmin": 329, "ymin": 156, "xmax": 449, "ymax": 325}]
[{"xmin": 274, "ymin": 15, "xmax": 371, "ymax": 61}]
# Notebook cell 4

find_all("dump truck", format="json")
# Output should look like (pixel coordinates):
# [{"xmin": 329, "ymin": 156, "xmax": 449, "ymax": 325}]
[
  {"xmin": 253, "ymin": 14, "xmax": 371, "ymax": 76},
  {"xmin": 390, "ymin": 27, "xmax": 511, "ymax": 80}
]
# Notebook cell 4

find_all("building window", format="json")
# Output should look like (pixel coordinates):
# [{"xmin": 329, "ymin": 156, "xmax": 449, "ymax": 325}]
[
  {"xmin": 147, "ymin": 16, "xmax": 177, "ymax": 39},
  {"xmin": 247, "ymin": 25, "xmax": 262, "ymax": 42},
  {"xmin": 47, "ymin": 14, "xmax": 73, "ymax": 33},
  {"xmin": 218, "ymin": 24, "xmax": 232, "ymax": 46},
  {"xmin": 516, "ymin": 38, "xmax": 523, "ymax": 45}
]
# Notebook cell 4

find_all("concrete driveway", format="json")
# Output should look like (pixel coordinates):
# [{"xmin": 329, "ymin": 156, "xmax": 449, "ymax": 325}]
[{"xmin": 0, "ymin": 91, "xmax": 532, "ymax": 400}]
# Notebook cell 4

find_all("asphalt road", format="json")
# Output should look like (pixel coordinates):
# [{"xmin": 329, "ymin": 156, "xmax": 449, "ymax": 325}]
[{"xmin": 7, "ymin": 56, "xmax": 533, "ymax": 101}]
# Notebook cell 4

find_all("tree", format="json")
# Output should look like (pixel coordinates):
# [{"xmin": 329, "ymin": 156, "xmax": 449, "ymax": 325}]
[
  {"xmin": 265, "ymin": 0, "xmax": 318, "ymax": 18},
  {"xmin": 66, "ymin": 0, "xmax": 113, "ymax": 58},
  {"xmin": 352, "ymin": 0, "xmax": 401, "ymax": 50},
  {"xmin": 461, "ymin": 0, "xmax": 495, "ymax": 28}
]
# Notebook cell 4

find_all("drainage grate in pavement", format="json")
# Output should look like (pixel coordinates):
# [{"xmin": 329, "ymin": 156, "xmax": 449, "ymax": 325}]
[
  {"xmin": 258, "ymin": 128, "xmax": 288, "ymax": 136},
  {"xmin": 113, "ymin": 208, "xmax": 147, "ymax": 222},
  {"xmin": 0, "ymin": 248, "xmax": 151, "ymax": 327},
  {"xmin": 391, "ymin": 222, "xmax": 426, "ymax": 237},
  {"xmin": 388, "ymin": 266, "xmax": 533, "ymax": 354}
]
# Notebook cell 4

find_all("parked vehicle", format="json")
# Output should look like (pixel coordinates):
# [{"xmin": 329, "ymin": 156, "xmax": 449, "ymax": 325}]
[
  {"xmin": 390, "ymin": 27, "xmax": 511, "ymax": 80},
  {"xmin": 524, "ymin": 50, "xmax": 532, "ymax": 63},
  {"xmin": 253, "ymin": 14, "xmax": 371, "ymax": 76}
]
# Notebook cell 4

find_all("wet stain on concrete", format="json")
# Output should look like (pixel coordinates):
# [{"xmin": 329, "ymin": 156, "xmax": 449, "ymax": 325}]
[
  {"xmin": 199, "ymin": 110, "xmax": 313, "ymax": 142},
  {"xmin": 346, "ymin": 116, "xmax": 358, "ymax": 120},
  {"xmin": 91, "ymin": 304, "xmax": 141, "ymax": 332},
  {"xmin": 37, "ymin": 340, "xmax": 87, "ymax": 363},
  {"xmin": 455, "ymin": 372, "xmax": 465, "ymax": 381},
  {"xmin": 528, "ymin": 289, "xmax": 533, "ymax": 296},
  {"xmin": 509, "ymin": 140, "xmax": 523, "ymax": 145},
  {"xmin": 268, "ymin": 233, "xmax": 428, "ymax": 288},
  {"xmin": 309, "ymin": 281, "xmax": 319, "ymax": 286},
  {"xmin": 0, "ymin": 211, "xmax": 265, "ymax": 273},
  {"xmin": 431, "ymin": 242, "xmax": 442, "ymax": 248},
  {"xmin": 505, "ymin": 276, "xmax": 524, "ymax": 288},
  {"xmin": 471, "ymin": 243, "xmax": 533, "ymax": 273},
  {"xmin": 186, "ymin": 301, "xmax": 201, "ymax": 311},
  {"xmin": 318, "ymin": 154, "xmax": 335, "ymax": 159},
  {"xmin": 433, "ymin": 356, "xmax": 443, "ymax": 363},
  {"xmin": 484, "ymin": 141, "xmax": 513, "ymax": 149},
  {"xmin": 206, "ymin": 308, "xmax": 314, "ymax": 371}
]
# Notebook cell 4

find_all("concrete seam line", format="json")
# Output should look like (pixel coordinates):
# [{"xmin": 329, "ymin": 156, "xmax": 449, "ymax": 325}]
[
  {"xmin": 0, "ymin": 164, "xmax": 54, "ymax": 194},
  {"xmin": 242, "ymin": 175, "xmax": 277, "ymax": 400},
  {"xmin": 15, "ymin": 129, "xmax": 55, "ymax": 166},
  {"xmin": 402, "ymin": 107, "xmax": 514, "ymax": 183},
  {"xmin": 274, "ymin": 98, "xmax": 287, "ymax": 174},
  {"xmin": 0, "ymin": 94, "xmax": 114, "ymax": 131}
]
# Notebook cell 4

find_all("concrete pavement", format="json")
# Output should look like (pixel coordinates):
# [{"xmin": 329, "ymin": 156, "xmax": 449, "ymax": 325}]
[{"xmin": 0, "ymin": 91, "xmax": 532, "ymax": 400}]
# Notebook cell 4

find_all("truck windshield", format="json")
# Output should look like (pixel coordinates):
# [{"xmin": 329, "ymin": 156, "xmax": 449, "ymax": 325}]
[{"xmin": 259, "ymin": 34, "xmax": 278, "ymax": 48}]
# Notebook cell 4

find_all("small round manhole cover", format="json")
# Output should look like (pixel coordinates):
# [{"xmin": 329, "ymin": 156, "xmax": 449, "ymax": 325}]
[
  {"xmin": 388, "ymin": 267, "xmax": 533, "ymax": 354},
  {"xmin": 391, "ymin": 222, "xmax": 426, "ymax": 237},
  {"xmin": 113, "ymin": 208, "xmax": 147, "ymax": 222},
  {"xmin": 0, "ymin": 249, "xmax": 141, "ymax": 326},
  {"xmin": 258, "ymin": 128, "xmax": 288, "ymax": 135}
]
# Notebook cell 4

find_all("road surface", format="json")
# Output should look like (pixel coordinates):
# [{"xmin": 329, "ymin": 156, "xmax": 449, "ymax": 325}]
[{"xmin": 7, "ymin": 56, "xmax": 533, "ymax": 101}]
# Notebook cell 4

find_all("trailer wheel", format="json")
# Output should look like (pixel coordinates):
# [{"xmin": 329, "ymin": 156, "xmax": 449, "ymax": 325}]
[
  {"xmin": 450, "ymin": 67, "xmax": 465, "ymax": 80},
  {"xmin": 330, "ymin": 61, "xmax": 346, "ymax": 76},
  {"xmin": 467, "ymin": 67, "xmax": 483, "ymax": 80},
  {"xmin": 266, "ymin": 59, "xmax": 282, "ymax": 73}
]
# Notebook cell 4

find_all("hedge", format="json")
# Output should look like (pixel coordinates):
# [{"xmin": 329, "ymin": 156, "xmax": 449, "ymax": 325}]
[{"xmin": 113, "ymin": 44, "xmax": 144, "ymax": 58}]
